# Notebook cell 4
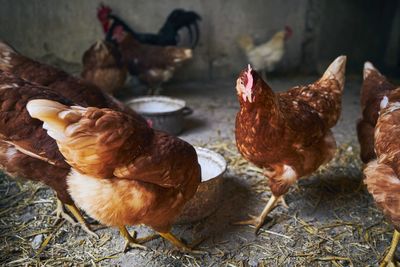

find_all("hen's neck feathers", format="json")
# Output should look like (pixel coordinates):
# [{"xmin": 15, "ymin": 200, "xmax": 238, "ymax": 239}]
[{"xmin": 240, "ymin": 76, "xmax": 279, "ymax": 115}]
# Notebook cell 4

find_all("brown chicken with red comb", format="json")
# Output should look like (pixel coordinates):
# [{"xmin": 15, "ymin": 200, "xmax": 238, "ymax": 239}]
[{"xmin": 234, "ymin": 56, "xmax": 346, "ymax": 234}]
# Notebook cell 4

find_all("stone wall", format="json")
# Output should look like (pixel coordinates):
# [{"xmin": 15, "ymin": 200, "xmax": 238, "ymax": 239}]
[{"xmin": 0, "ymin": 0, "xmax": 398, "ymax": 79}]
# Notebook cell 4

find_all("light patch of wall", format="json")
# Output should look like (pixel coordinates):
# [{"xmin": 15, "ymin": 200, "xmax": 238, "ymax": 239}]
[{"xmin": 0, "ymin": 0, "xmax": 307, "ymax": 80}]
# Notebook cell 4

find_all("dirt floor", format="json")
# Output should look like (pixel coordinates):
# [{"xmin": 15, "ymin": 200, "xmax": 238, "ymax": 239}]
[{"xmin": 0, "ymin": 71, "xmax": 398, "ymax": 266}]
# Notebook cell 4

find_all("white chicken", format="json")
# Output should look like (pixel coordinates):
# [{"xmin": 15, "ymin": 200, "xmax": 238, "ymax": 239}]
[{"xmin": 238, "ymin": 26, "xmax": 292, "ymax": 79}]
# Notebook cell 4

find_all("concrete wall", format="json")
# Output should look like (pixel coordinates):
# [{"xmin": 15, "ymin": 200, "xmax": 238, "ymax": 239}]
[{"xmin": 0, "ymin": 0, "xmax": 398, "ymax": 80}]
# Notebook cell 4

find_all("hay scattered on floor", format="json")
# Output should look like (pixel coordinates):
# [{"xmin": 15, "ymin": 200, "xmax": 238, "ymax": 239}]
[{"xmin": 0, "ymin": 139, "xmax": 394, "ymax": 266}]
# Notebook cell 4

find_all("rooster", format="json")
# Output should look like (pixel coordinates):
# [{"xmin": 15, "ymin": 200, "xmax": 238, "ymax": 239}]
[
  {"xmin": 27, "ymin": 99, "xmax": 201, "ymax": 252},
  {"xmin": 234, "ymin": 56, "xmax": 346, "ymax": 234},
  {"xmin": 363, "ymin": 93, "xmax": 400, "ymax": 266},
  {"xmin": 357, "ymin": 62, "xmax": 397, "ymax": 164},
  {"xmin": 98, "ymin": 4, "xmax": 201, "ymax": 48},
  {"xmin": 81, "ymin": 40, "xmax": 127, "ymax": 94},
  {"xmin": 238, "ymin": 26, "xmax": 293, "ymax": 80}
]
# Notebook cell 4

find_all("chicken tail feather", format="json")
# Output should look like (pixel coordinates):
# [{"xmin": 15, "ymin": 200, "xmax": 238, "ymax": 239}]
[
  {"xmin": 27, "ymin": 99, "xmax": 150, "ymax": 178},
  {"xmin": 0, "ymin": 40, "xmax": 17, "ymax": 71},
  {"xmin": 363, "ymin": 61, "xmax": 381, "ymax": 79},
  {"xmin": 321, "ymin": 55, "xmax": 346, "ymax": 91},
  {"xmin": 27, "ymin": 99, "xmax": 83, "ymax": 142}
]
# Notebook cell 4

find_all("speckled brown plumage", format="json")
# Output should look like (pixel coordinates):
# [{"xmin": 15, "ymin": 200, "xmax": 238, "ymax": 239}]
[
  {"xmin": 235, "ymin": 57, "xmax": 345, "ymax": 197},
  {"xmin": 109, "ymin": 27, "xmax": 192, "ymax": 90},
  {"xmin": 0, "ymin": 71, "xmax": 75, "ymax": 203},
  {"xmin": 357, "ymin": 62, "xmax": 397, "ymax": 164},
  {"xmin": 364, "ymin": 98, "xmax": 400, "ymax": 230},
  {"xmin": 233, "ymin": 57, "xmax": 346, "ymax": 233},
  {"xmin": 81, "ymin": 40, "xmax": 127, "ymax": 94},
  {"xmin": 0, "ymin": 40, "xmax": 142, "ymax": 121},
  {"xmin": 28, "ymin": 100, "xmax": 201, "ymax": 233}
]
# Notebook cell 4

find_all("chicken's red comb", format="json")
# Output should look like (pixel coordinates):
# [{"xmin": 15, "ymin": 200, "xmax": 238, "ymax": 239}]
[
  {"xmin": 245, "ymin": 64, "xmax": 253, "ymax": 85},
  {"xmin": 285, "ymin": 25, "xmax": 293, "ymax": 34},
  {"xmin": 97, "ymin": 3, "xmax": 112, "ymax": 17}
]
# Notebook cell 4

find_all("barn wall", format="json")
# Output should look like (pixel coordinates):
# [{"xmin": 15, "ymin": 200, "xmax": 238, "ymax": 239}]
[{"xmin": 0, "ymin": 0, "xmax": 398, "ymax": 80}]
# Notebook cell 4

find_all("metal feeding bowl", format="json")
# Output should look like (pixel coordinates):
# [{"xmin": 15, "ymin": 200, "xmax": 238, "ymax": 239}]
[
  {"xmin": 176, "ymin": 147, "xmax": 227, "ymax": 224},
  {"xmin": 127, "ymin": 96, "xmax": 192, "ymax": 135}
]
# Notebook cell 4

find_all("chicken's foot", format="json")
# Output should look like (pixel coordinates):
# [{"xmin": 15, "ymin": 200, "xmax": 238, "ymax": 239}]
[
  {"xmin": 53, "ymin": 199, "xmax": 99, "ymax": 238},
  {"xmin": 233, "ymin": 194, "xmax": 280, "ymax": 235},
  {"xmin": 278, "ymin": 195, "xmax": 289, "ymax": 209},
  {"xmin": 159, "ymin": 232, "xmax": 205, "ymax": 254},
  {"xmin": 119, "ymin": 226, "xmax": 159, "ymax": 252},
  {"xmin": 54, "ymin": 199, "xmax": 76, "ymax": 225},
  {"xmin": 380, "ymin": 230, "xmax": 400, "ymax": 267}
]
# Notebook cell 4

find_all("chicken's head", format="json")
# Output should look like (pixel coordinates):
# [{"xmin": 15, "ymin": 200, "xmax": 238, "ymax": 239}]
[
  {"xmin": 111, "ymin": 25, "xmax": 126, "ymax": 43},
  {"xmin": 236, "ymin": 65, "xmax": 275, "ymax": 106},
  {"xmin": 97, "ymin": 4, "xmax": 112, "ymax": 32},
  {"xmin": 236, "ymin": 64, "xmax": 255, "ymax": 103}
]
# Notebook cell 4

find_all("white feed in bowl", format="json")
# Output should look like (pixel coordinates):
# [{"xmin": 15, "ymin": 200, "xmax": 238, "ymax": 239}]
[
  {"xmin": 133, "ymin": 102, "xmax": 180, "ymax": 113},
  {"xmin": 195, "ymin": 147, "xmax": 227, "ymax": 182},
  {"xmin": 127, "ymin": 96, "xmax": 185, "ymax": 114}
]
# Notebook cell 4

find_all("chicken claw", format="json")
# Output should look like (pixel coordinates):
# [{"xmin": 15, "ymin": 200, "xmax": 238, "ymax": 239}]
[
  {"xmin": 159, "ymin": 232, "xmax": 205, "ymax": 254},
  {"xmin": 54, "ymin": 199, "xmax": 99, "ymax": 238},
  {"xmin": 54, "ymin": 199, "xmax": 76, "ymax": 225},
  {"xmin": 119, "ymin": 226, "xmax": 160, "ymax": 252},
  {"xmin": 233, "ymin": 194, "xmax": 280, "ymax": 235},
  {"xmin": 278, "ymin": 196, "xmax": 289, "ymax": 209},
  {"xmin": 380, "ymin": 230, "xmax": 400, "ymax": 267}
]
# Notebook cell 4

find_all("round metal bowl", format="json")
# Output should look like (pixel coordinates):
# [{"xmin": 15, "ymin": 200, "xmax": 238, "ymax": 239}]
[
  {"xmin": 126, "ymin": 96, "xmax": 192, "ymax": 135},
  {"xmin": 176, "ymin": 147, "xmax": 227, "ymax": 224}
]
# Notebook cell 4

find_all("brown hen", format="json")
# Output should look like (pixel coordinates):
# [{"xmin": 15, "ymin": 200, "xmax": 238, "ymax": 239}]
[
  {"xmin": 234, "ymin": 56, "xmax": 346, "ymax": 234},
  {"xmin": 357, "ymin": 62, "xmax": 397, "ymax": 164},
  {"xmin": 0, "ymin": 71, "xmax": 99, "ymax": 237},
  {"xmin": 364, "ymin": 95, "xmax": 400, "ymax": 266},
  {"xmin": 81, "ymin": 40, "xmax": 127, "ymax": 94},
  {"xmin": 0, "ymin": 40, "xmax": 139, "ymax": 119},
  {"xmin": 27, "ymin": 99, "xmax": 201, "ymax": 252},
  {"xmin": 0, "ymin": 40, "xmax": 146, "ymax": 235},
  {"xmin": 108, "ymin": 24, "xmax": 192, "ymax": 94}
]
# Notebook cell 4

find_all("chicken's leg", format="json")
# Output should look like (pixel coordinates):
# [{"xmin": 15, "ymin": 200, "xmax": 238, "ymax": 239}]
[
  {"xmin": 233, "ymin": 194, "xmax": 280, "ymax": 235},
  {"xmin": 65, "ymin": 203, "xmax": 99, "ymax": 238},
  {"xmin": 54, "ymin": 199, "xmax": 99, "ymax": 238},
  {"xmin": 119, "ymin": 226, "xmax": 159, "ymax": 252},
  {"xmin": 380, "ymin": 230, "xmax": 400, "ymax": 267},
  {"xmin": 158, "ymin": 232, "xmax": 204, "ymax": 254},
  {"xmin": 54, "ymin": 198, "xmax": 75, "ymax": 225}
]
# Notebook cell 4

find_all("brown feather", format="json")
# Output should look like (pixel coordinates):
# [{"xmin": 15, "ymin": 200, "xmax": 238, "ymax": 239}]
[
  {"xmin": 0, "ymin": 40, "xmax": 144, "ymax": 123},
  {"xmin": 364, "ymin": 97, "xmax": 400, "ymax": 230},
  {"xmin": 28, "ymin": 100, "xmax": 201, "ymax": 232},
  {"xmin": 114, "ymin": 32, "xmax": 192, "ymax": 88},
  {"xmin": 357, "ymin": 62, "xmax": 397, "ymax": 163},
  {"xmin": 81, "ymin": 40, "xmax": 127, "ymax": 94}
]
